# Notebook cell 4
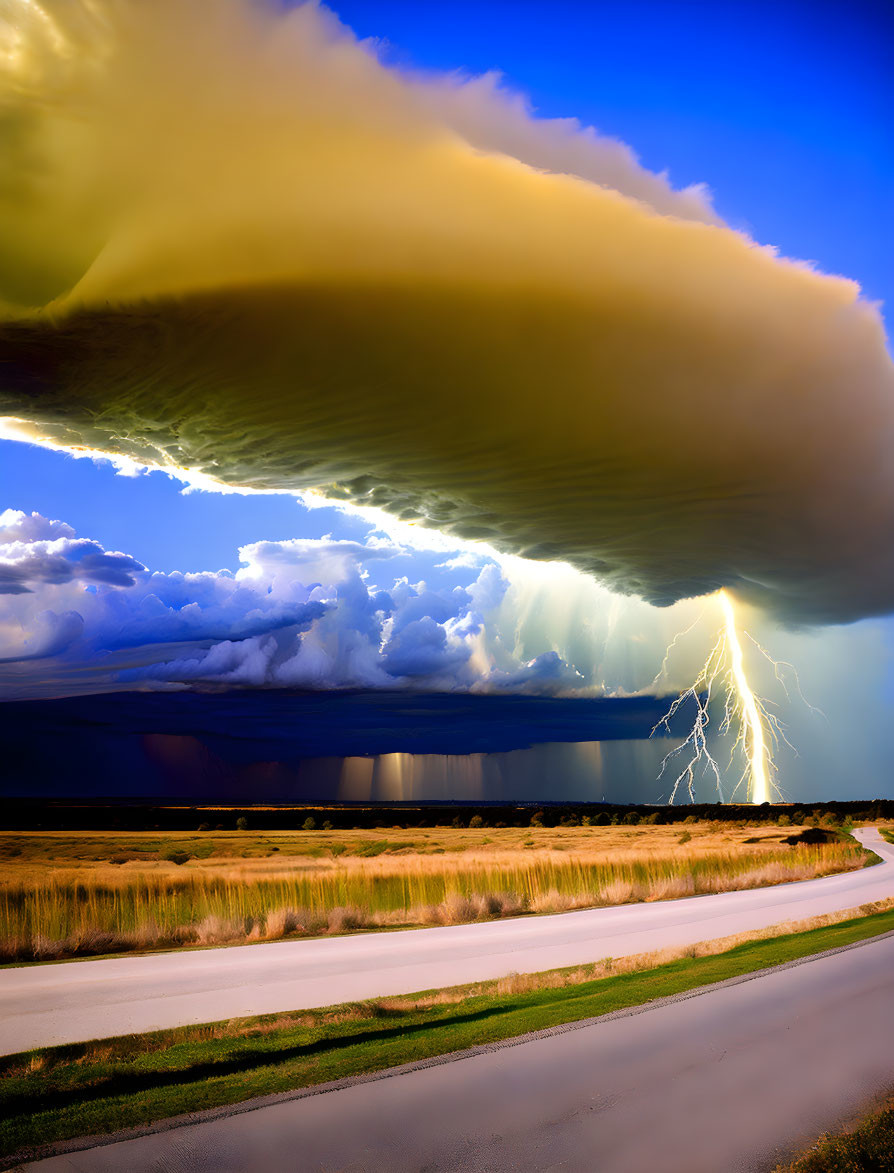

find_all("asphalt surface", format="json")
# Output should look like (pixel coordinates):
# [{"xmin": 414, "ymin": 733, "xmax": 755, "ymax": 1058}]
[
  {"xmin": 24, "ymin": 930, "xmax": 894, "ymax": 1172},
  {"xmin": 2, "ymin": 828, "xmax": 892, "ymax": 1055}
]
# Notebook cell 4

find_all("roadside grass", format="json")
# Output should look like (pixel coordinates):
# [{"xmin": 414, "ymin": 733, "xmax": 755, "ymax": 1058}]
[
  {"xmin": 0, "ymin": 825, "xmax": 869, "ymax": 963},
  {"xmin": 774, "ymin": 1093, "xmax": 894, "ymax": 1171},
  {"xmin": 3, "ymin": 903, "xmax": 894, "ymax": 1164}
]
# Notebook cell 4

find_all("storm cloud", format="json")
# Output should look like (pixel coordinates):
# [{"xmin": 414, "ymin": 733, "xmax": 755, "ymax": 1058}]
[{"xmin": 2, "ymin": 1, "xmax": 894, "ymax": 624}]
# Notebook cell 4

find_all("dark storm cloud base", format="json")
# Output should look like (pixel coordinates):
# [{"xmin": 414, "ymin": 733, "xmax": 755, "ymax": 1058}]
[{"xmin": 0, "ymin": 689, "xmax": 685, "ymax": 800}]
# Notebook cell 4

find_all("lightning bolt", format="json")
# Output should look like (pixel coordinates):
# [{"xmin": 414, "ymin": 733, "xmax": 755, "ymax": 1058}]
[
  {"xmin": 653, "ymin": 590, "xmax": 798, "ymax": 805},
  {"xmin": 720, "ymin": 590, "xmax": 769, "ymax": 803}
]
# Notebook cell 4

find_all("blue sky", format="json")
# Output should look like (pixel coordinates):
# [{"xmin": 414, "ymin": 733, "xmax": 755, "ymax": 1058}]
[
  {"xmin": 2, "ymin": 0, "xmax": 890, "ymax": 573},
  {"xmin": 0, "ymin": 441, "xmax": 366, "ymax": 573}
]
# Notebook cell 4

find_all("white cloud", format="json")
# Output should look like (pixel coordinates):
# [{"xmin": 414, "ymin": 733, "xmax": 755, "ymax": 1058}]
[
  {"xmin": 0, "ymin": 512, "xmax": 590, "ymax": 696},
  {"xmin": 0, "ymin": 508, "xmax": 144, "ymax": 594}
]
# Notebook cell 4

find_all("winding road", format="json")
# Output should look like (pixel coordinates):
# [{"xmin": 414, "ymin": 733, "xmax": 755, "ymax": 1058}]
[
  {"xmin": 1, "ymin": 828, "xmax": 892, "ymax": 1056},
  {"xmin": 25, "ymin": 930, "xmax": 894, "ymax": 1173}
]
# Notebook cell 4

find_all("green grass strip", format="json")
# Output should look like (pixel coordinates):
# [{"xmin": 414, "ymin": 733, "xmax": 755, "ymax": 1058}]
[{"xmin": 3, "ymin": 907, "xmax": 894, "ymax": 1164}]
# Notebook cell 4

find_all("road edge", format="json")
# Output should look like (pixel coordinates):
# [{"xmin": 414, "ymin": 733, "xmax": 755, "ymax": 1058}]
[{"xmin": 10, "ymin": 925, "xmax": 894, "ymax": 1171}]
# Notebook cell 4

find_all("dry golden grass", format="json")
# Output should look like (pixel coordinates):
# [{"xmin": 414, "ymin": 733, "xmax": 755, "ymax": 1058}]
[
  {"xmin": 0, "ymin": 824, "xmax": 872, "ymax": 962},
  {"xmin": 6, "ymin": 894, "xmax": 890, "ymax": 1082},
  {"xmin": 0, "ymin": 821, "xmax": 842, "ymax": 873}
]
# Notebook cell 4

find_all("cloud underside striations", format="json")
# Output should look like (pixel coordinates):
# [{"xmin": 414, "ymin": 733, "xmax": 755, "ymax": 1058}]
[{"xmin": 2, "ymin": 0, "xmax": 893, "ymax": 625}]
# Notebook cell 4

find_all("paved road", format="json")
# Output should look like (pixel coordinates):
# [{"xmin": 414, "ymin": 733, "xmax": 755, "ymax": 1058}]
[
  {"xmin": 25, "ymin": 931, "xmax": 894, "ymax": 1172},
  {"xmin": 2, "ymin": 828, "xmax": 892, "ymax": 1055}
]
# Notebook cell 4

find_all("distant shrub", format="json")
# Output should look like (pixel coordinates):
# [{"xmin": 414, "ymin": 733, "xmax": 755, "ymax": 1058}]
[
  {"xmin": 678, "ymin": 831, "xmax": 692, "ymax": 845},
  {"xmin": 355, "ymin": 840, "xmax": 390, "ymax": 857},
  {"xmin": 160, "ymin": 848, "xmax": 192, "ymax": 866},
  {"xmin": 197, "ymin": 822, "xmax": 211, "ymax": 832},
  {"xmin": 469, "ymin": 815, "xmax": 485, "ymax": 828},
  {"xmin": 302, "ymin": 817, "xmax": 316, "ymax": 831},
  {"xmin": 623, "ymin": 812, "xmax": 641, "ymax": 825},
  {"xmin": 530, "ymin": 812, "xmax": 544, "ymax": 827},
  {"xmin": 235, "ymin": 817, "xmax": 249, "ymax": 831},
  {"xmin": 783, "ymin": 827, "xmax": 837, "ymax": 846},
  {"xmin": 322, "ymin": 820, "xmax": 333, "ymax": 831}
]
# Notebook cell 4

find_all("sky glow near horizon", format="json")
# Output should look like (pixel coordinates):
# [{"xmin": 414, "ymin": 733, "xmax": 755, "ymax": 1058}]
[{"xmin": 1, "ymin": 0, "xmax": 893, "ymax": 800}]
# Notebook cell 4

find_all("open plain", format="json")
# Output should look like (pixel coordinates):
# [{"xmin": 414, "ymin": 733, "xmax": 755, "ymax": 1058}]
[
  {"xmin": 0, "ymin": 819, "xmax": 865, "ymax": 962},
  {"xmin": 1, "ymin": 826, "xmax": 889, "ymax": 1055}
]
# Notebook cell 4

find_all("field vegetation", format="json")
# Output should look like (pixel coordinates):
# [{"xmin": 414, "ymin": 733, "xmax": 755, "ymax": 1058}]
[
  {"xmin": 2, "ymin": 901, "xmax": 894, "ymax": 1164},
  {"xmin": 774, "ymin": 1092, "xmax": 894, "ymax": 1172},
  {"xmin": 0, "ymin": 821, "xmax": 874, "ymax": 963}
]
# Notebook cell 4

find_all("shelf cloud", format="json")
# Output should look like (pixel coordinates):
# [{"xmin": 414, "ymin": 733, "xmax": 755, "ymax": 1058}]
[{"xmin": 2, "ymin": 0, "xmax": 894, "ymax": 624}]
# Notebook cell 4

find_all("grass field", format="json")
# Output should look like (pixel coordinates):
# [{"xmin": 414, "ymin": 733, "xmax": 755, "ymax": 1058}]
[
  {"xmin": 0, "ymin": 823, "xmax": 872, "ymax": 962},
  {"xmin": 2, "ymin": 902, "xmax": 893, "ymax": 1164}
]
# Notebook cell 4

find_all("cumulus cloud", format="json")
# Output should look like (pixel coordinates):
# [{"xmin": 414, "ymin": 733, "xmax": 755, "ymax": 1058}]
[
  {"xmin": 0, "ymin": 511, "xmax": 587, "ymax": 697},
  {"xmin": 0, "ymin": 508, "xmax": 144, "ymax": 594},
  {"xmin": 1, "ymin": 1, "xmax": 893, "ymax": 624}
]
